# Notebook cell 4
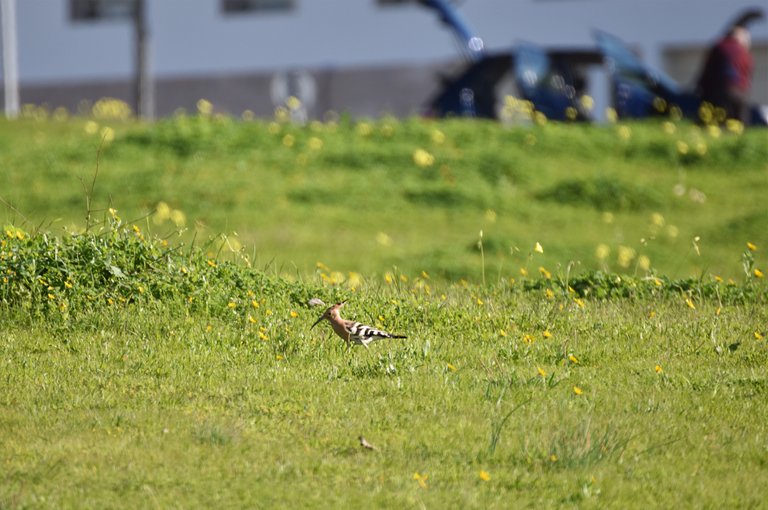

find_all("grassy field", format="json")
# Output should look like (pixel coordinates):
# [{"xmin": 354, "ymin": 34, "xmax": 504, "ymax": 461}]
[
  {"xmin": 1, "ymin": 110, "xmax": 767, "ymax": 282},
  {"xmin": 1, "ymin": 109, "xmax": 767, "ymax": 508}
]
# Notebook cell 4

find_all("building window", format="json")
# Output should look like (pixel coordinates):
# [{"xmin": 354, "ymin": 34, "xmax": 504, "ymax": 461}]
[
  {"xmin": 377, "ymin": 0, "xmax": 416, "ymax": 5},
  {"xmin": 70, "ymin": 0, "xmax": 134, "ymax": 21},
  {"xmin": 222, "ymin": 0, "xmax": 295, "ymax": 14}
]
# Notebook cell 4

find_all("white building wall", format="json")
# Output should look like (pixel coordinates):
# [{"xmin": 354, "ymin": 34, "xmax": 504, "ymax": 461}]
[{"xmin": 11, "ymin": 0, "xmax": 768, "ymax": 83}]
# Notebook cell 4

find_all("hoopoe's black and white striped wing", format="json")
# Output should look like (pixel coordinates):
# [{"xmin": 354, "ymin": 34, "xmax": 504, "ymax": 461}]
[{"xmin": 347, "ymin": 321, "xmax": 406, "ymax": 345}]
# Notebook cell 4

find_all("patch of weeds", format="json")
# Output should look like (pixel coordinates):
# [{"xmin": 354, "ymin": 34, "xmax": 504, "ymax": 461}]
[
  {"xmin": 286, "ymin": 185, "xmax": 351, "ymax": 205},
  {"xmin": 545, "ymin": 423, "xmax": 629, "ymax": 469},
  {"xmin": 524, "ymin": 270, "xmax": 767, "ymax": 303},
  {"xmin": 193, "ymin": 424, "xmax": 234, "ymax": 446},
  {"xmin": 536, "ymin": 176, "xmax": 662, "ymax": 211},
  {"xmin": 474, "ymin": 152, "xmax": 525, "ymax": 186},
  {"xmin": 0, "ymin": 221, "xmax": 319, "ymax": 323},
  {"xmin": 715, "ymin": 210, "xmax": 768, "ymax": 242},
  {"xmin": 403, "ymin": 184, "xmax": 486, "ymax": 208}
]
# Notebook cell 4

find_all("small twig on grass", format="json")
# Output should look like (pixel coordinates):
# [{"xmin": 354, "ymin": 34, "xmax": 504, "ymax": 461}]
[
  {"xmin": 488, "ymin": 397, "xmax": 531, "ymax": 456},
  {"xmin": 0, "ymin": 194, "xmax": 32, "ymax": 226}
]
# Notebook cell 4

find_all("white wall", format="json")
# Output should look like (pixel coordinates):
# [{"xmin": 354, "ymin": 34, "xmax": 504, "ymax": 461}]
[{"xmin": 7, "ymin": 0, "xmax": 768, "ymax": 84}]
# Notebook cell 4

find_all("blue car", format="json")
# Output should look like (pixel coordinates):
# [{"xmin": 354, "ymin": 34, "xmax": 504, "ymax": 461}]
[{"xmin": 421, "ymin": 1, "xmax": 766, "ymax": 125}]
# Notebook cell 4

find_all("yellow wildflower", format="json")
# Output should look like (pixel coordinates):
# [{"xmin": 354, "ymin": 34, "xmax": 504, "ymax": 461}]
[
  {"xmin": 285, "ymin": 96, "xmax": 301, "ymax": 111},
  {"xmin": 617, "ymin": 125, "xmax": 631, "ymax": 140},
  {"xmin": 376, "ymin": 232, "xmax": 392, "ymax": 246},
  {"xmin": 431, "ymin": 129, "xmax": 446, "ymax": 144},
  {"xmin": 726, "ymin": 119, "xmax": 744, "ymax": 134},
  {"xmin": 617, "ymin": 245, "xmax": 636, "ymax": 268},
  {"xmin": 413, "ymin": 148, "xmax": 435, "ymax": 167},
  {"xmin": 573, "ymin": 386, "xmax": 583, "ymax": 395},
  {"xmin": 479, "ymin": 470, "xmax": 491, "ymax": 481},
  {"xmin": 196, "ymin": 98, "xmax": 213, "ymax": 115},
  {"xmin": 356, "ymin": 122, "xmax": 372, "ymax": 137},
  {"xmin": 308, "ymin": 136, "xmax": 324, "ymax": 150},
  {"xmin": 152, "ymin": 201, "xmax": 171, "ymax": 221},
  {"xmin": 412, "ymin": 472, "xmax": 428, "ymax": 489},
  {"xmin": 595, "ymin": 243, "xmax": 610, "ymax": 260}
]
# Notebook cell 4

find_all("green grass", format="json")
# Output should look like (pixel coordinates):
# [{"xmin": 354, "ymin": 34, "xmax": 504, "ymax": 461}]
[
  {"xmin": 1, "ymin": 114, "xmax": 766, "ymax": 282},
  {"xmin": 1, "ymin": 112, "xmax": 768, "ymax": 507}
]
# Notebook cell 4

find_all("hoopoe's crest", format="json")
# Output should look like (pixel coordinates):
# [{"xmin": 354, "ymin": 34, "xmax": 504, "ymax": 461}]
[{"xmin": 311, "ymin": 301, "xmax": 407, "ymax": 348}]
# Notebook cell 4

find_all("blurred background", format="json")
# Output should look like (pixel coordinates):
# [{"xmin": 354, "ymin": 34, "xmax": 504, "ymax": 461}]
[{"xmin": 1, "ymin": 0, "xmax": 766, "ymax": 121}]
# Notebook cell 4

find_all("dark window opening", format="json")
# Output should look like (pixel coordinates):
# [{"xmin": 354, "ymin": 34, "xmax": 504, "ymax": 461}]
[
  {"xmin": 70, "ymin": 0, "xmax": 134, "ymax": 21},
  {"xmin": 222, "ymin": 0, "xmax": 296, "ymax": 14}
]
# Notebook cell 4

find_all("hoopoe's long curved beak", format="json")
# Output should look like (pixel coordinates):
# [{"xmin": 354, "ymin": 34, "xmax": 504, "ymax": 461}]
[{"xmin": 311, "ymin": 315, "xmax": 324, "ymax": 329}]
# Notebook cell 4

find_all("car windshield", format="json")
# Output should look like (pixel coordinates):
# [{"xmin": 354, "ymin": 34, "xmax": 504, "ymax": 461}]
[{"xmin": 594, "ymin": 30, "xmax": 680, "ymax": 93}]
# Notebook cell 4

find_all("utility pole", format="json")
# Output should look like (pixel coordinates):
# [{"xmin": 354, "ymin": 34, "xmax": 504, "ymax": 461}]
[
  {"xmin": 1, "ymin": 0, "xmax": 20, "ymax": 118},
  {"xmin": 134, "ymin": 0, "xmax": 153, "ymax": 119}
]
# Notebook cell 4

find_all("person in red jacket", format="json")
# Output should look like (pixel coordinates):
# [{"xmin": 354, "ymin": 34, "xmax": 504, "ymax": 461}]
[{"xmin": 697, "ymin": 17, "xmax": 758, "ymax": 123}]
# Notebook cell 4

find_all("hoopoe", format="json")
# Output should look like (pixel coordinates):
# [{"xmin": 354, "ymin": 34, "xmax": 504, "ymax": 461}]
[{"xmin": 311, "ymin": 301, "xmax": 407, "ymax": 348}]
